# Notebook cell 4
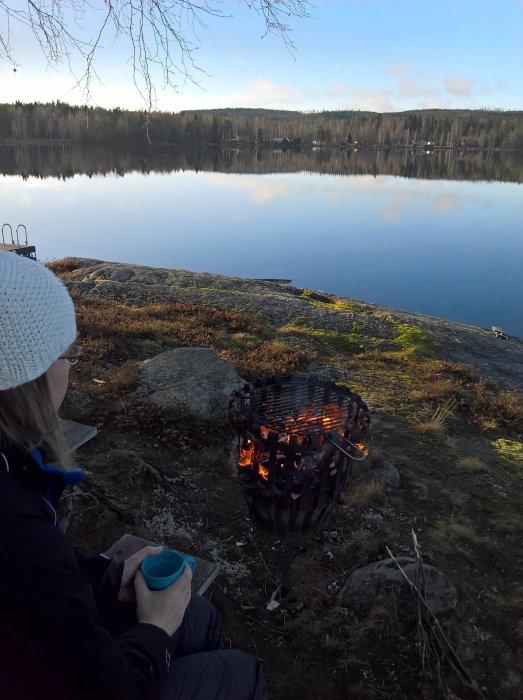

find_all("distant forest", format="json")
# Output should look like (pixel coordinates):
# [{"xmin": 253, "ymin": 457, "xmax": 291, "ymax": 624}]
[{"xmin": 1, "ymin": 103, "xmax": 523, "ymax": 150}]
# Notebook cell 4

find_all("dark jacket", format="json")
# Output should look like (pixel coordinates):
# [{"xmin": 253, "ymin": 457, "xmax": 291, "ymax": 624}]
[{"xmin": 0, "ymin": 446, "xmax": 170, "ymax": 700}]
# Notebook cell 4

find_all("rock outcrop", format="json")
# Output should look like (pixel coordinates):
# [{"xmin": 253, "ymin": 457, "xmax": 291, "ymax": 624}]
[{"xmin": 59, "ymin": 258, "xmax": 523, "ymax": 389}]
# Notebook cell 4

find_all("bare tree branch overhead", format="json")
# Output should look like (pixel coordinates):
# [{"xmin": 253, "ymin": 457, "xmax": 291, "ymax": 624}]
[{"xmin": 0, "ymin": 1, "xmax": 311, "ymax": 106}]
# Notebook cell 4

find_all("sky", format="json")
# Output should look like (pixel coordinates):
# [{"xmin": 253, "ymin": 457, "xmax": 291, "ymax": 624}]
[{"xmin": 1, "ymin": 0, "xmax": 522, "ymax": 113}]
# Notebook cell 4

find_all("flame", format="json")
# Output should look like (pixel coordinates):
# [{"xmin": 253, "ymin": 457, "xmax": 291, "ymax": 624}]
[
  {"xmin": 239, "ymin": 443, "xmax": 255, "ymax": 466},
  {"xmin": 356, "ymin": 443, "xmax": 369, "ymax": 458},
  {"xmin": 258, "ymin": 465, "xmax": 269, "ymax": 481}
]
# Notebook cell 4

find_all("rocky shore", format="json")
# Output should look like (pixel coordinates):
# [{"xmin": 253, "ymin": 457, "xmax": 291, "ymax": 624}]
[{"xmin": 60, "ymin": 257, "xmax": 523, "ymax": 389}]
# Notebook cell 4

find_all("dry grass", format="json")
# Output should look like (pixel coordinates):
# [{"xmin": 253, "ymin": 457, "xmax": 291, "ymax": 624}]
[
  {"xmin": 46, "ymin": 257, "xmax": 82, "ymax": 274},
  {"xmin": 416, "ymin": 360, "xmax": 523, "ymax": 433},
  {"xmin": 349, "ymin": 604, "xmax": 393, "ymax": 643},
  {"xmin": 415, "ymin": 399, "xmax": 457, "ymax": 435},
  {"xmin": 347, "ymin": 480, "xmax": 385, "ymax": 508},
  {"xmin": 456, "ymin": 456, "xmax": 487, "ymax": 471},
  {"xmin": 220, "ymin": 340, "xmax": 303, "ymax": 379},
  {"xmin": 74, "ymin": 294, "xmax": 261, "ymax": 347},
  {"xmin": 109, "ymin": 361, "xmax": 142, "ymax": 393}
]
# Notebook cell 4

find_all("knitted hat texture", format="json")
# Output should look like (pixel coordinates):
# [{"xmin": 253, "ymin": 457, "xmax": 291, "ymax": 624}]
[{"xmin": 0, "ymin": 253, "xmax": 76, "ymax": 390}]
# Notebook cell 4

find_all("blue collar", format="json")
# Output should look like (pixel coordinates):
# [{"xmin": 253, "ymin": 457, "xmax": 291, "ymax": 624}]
[{"xmin": 30, "ymin": 446, "xmax": 85, "ymax": 485}]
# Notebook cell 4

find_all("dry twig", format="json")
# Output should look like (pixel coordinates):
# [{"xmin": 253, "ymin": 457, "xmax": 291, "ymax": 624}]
[{"xmin": 386, "ymin": 534, "xmax": 484, "ymax": 698}]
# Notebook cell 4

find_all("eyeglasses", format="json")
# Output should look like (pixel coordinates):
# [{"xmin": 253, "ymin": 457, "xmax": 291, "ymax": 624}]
[{"xmin": 59, "ymin": 344, "xmax": 84, "ymax": 366}]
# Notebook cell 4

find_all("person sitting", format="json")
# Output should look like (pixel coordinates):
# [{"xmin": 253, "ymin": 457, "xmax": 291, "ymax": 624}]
[{"xmin": 0, "ymin": 251, "xmax": 267, "ymax": 700}]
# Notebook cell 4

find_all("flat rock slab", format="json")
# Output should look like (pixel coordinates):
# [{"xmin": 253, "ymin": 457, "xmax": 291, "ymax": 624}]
[
  {"xmin": 136, "ymin": 347, "xmax": 245, "ymax": 423},
  {"xmin": 103, "ymin": 534, "xmax": 219, "ymax": 597},
  {"xmin": 339, "ymin": 556, "xmax": 457, "ymax": 619}
]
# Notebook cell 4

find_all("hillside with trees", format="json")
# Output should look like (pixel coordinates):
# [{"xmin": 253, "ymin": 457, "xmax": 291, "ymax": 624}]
[{"xmin": 1, "ymin": 103, "xmax": 523, "ymax": 150}]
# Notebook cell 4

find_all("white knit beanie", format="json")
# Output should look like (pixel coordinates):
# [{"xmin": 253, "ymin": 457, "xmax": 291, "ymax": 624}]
[{"xmin": 0, "ymin": 253, "xmax": 76, "ymax": 390}]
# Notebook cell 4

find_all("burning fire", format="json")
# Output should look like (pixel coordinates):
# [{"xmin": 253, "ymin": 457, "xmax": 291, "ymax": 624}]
[
  {"xmin": 239, "ymin": 442, "xmax": 255, "ymax": 466},
  {"xmin": 258, "ymin": 402, "xmax": 349, "ymax": 445},
  {"xmin": 355, "ymin": 443, "xmax": 369, "ymax": 458},
  {"xmin": 237, "ymin": 403, "xmax": 367, "ymax": 486},
  {"xmin": 258, "ymin": 465, "xmax": 269, "ymax": 480}
]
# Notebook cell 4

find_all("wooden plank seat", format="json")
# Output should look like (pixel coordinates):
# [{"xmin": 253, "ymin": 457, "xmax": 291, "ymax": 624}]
[
  {"xmin": 61, "ymin": 419, "xmax": 98, "ymax": 453},
  {"xmin": 103, "ymin": 534, "xmax": 220, "ymax": 597}
]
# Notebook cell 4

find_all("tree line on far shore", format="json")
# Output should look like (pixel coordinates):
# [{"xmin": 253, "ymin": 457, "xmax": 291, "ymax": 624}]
[{"xmin": 1, "ymin": 102, "xmax": 522, "ymax": 150}]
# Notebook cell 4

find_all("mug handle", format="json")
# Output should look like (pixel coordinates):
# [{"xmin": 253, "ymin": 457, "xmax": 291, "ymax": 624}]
[{"xmin": 183, "ymin": 556, "xmax": 197, "ymax": 572}]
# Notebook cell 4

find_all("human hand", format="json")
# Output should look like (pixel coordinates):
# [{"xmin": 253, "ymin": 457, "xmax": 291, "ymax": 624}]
[
  {"xmin": 134, "ymin": 563, "xmax": 193, "ymax": 637},
  {"xmin": 117, "ymin": 546, "xmax": 163, "ymax": 603}
]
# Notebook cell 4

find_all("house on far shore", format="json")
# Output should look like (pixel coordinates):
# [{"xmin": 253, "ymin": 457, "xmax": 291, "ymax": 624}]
[{"xmin": 410, "ymin": 140, "xmax": 435, "ymax": 148}]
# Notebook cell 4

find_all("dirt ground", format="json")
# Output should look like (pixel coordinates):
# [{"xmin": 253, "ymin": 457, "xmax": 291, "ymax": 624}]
[{"xmin": 52, "ymin": 267, "xmax": 523, "ymax": 700}]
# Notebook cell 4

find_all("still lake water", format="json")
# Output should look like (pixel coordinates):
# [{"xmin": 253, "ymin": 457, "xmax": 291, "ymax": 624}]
[{"xmin": 1, "ymin": 147, "xmax": 522, "ymax": 337}]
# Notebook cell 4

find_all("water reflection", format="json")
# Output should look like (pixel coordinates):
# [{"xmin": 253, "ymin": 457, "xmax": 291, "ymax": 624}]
[
  {"xmin": 0, "ymin": 144, "xmax": 522, "ymax": 183},
  {"xmin": 0, "ymin": 147, "xmax": 521, "ymax": 337}
]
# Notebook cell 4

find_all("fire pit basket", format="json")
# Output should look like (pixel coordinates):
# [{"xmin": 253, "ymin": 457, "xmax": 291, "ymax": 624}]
[{"xmin": 229, "ymin": 375, "xmax": 370, "ymax": 534}]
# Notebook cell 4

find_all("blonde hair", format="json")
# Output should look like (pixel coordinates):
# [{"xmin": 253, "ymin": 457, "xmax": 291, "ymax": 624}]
[{"xmin": 0, "ymin": 373, "xmax": 72, "ymax": 470}]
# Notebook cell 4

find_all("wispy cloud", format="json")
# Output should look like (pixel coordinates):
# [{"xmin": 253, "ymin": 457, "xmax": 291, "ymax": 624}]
[
  {"xmin": 442, "ymin": 75, "xmax": 473, "ymax": 97},
  {"xmin": 249, "ymin": 77, "xmax": 296, "ymax": 104},
  {"xmin": 387, "ymin": 62, "xmax": 436, "ymax": 99},
  {"xmin": 431, "ymin": 193, "xmax": 460, "ymax": 213},
  {"xmin": 206, "ymin": 174, "xmax": 294, "ymax": 204}
]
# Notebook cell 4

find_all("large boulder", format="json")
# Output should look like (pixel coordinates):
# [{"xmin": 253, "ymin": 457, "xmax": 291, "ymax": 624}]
[
  {"xmin": 339, "ymin": 556, "xmax": 457, "ymax": 619},
  {"xmin": 136, "ymin": 348, "xmax": 245, "ymax": 423}
]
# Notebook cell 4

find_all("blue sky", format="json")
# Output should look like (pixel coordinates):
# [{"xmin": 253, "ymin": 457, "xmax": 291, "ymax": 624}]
[{"xmin": 1, "ymin": 0, "xmax": 522, "ymax": 112}]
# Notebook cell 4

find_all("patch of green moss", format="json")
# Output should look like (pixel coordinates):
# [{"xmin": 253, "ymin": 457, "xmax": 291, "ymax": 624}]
[
  {"xmin": 491, "ymin": 438, "xmax": 523, "ymax": 470},
  {"xmin": 298, "ymin": 289, "xmax": 372, "ymax": 314},
  {"xmin": 393, "ymin": 323, "xmax": 438, "ymax": 357},
  {"xmin": 281, "ymin": 317, "xmax": 385, "ymax": 356}
]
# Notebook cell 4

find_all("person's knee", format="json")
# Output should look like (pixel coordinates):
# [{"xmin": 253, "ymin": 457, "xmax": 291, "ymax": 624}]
[
  {"xmin": 164, "ymin": 650, "xmax": 267, "ymax": 700},
  {"xmin": 211, "ymin": 651, "xmax": 267, "ymax": 699}
]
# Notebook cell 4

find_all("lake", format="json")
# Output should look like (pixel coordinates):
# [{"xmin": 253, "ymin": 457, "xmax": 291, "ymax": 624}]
[{"xmin": 1, "ymin": 145, "xmax": 522, "ymax": 337}]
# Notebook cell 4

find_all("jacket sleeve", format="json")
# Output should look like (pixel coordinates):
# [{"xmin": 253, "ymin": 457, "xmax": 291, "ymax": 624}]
[
  {"xmin": 74, "ymin": 547, "xmax": 125, "ymax": 607},
  {"xmin": 1, "ymin": 510, "xmax": 170, "ymax": 700}
]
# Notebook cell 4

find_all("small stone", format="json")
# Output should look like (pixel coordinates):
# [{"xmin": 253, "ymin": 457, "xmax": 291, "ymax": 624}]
[{"xmin": 339, "ymin": 556, "xmax": 457, "ymax": 619}]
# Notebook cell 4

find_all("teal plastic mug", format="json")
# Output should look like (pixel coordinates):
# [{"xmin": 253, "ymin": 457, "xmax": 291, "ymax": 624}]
[{"xmin": 141, "ymin": 550, "xmax": 197, "ymax": 591}]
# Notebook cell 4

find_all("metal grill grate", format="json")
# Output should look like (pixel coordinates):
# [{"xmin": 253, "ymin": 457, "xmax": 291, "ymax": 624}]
[{"xmin": 247, "ymin": 377, "xmax": 354, "ymax": 436}]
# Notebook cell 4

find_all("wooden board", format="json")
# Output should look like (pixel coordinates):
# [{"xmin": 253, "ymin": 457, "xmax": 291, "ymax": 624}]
[
  {"xmin": 0, "ymin": 244, "xmax": 36, "ymax": 257},
  {"xmin": 61, "ymin": 419, "xmax": 98, "ymax": 453},
  {"xmin": 103, "ymin": 533, "xmax": 220, "ymax": 597}
]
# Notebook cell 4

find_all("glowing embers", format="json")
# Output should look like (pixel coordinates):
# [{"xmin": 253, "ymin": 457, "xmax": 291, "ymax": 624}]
[
  {"xmin": 238, "ymin": 433, "xmax": 352, "ymax": 499},
  {"xmin": 257, "ymin": 401, "xmax": 347, "ymax": 442}
]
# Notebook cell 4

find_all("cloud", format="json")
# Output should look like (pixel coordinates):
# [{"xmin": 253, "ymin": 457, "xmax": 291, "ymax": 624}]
[
  {"xmin": 326, "ymin": 82, "xmax": 352, "ymax": 99},
  {"xmin": 431, "ymin": 194, "xmax": 460, "ymax": 213},
  {"xmin": 442, "ymin": 75, "xmax": 473, "ymax": 97},
  {"xmin": 206, "ymin": 174, "xmax": 293, "ymax": 204},
  {"xmin": 347, "ymin": 87, "xmax": 397, "ymax": 112},
  {"xmin": 386, "ymin": 62, "xmax": 436, "ymax": 98},
  {"xmin": 376, "ymin": 190, "xmax": 421, "ymax": 222},
  {"xmin": 248, "ymin": 77, "xmax": 296, "ymax": 104}
]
